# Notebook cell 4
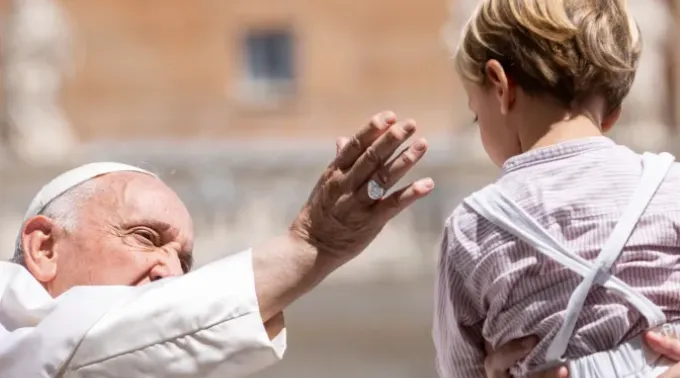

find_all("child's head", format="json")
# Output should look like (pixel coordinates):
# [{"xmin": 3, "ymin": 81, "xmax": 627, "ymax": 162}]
[{"xmin": 454, "ymin": 0, "xmax": 641, "ymax": 166}]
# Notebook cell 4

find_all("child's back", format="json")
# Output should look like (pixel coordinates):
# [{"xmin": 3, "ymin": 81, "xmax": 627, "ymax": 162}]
[
  {"xmin": 436, "ymin": 0, "xmax": 676, "ymax": 376},
  {"xmin": 434, "ymin": 138, "xmax": 680, "ymax": 377}
]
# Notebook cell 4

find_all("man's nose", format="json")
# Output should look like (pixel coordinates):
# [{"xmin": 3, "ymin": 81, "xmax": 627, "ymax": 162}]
[
  {"xmin": 149, "ymin": 254, "xmax": 183, "ymax": 281},
  {"xmin": 149, "ymin": 263, "xmax": 173, "ymax": 281}
]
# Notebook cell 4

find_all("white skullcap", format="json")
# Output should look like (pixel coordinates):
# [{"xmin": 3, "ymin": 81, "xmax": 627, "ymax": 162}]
[{"xmin": 23, "ymin": 162, "xmax": 156, "ymax": 221}]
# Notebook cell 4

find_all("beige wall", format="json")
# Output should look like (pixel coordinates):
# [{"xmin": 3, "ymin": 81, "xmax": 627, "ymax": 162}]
[
  {"xmin": 45, "ymin": 0, "xmax": 459, "ymax": 142},
  {"xmin": 2, "ymin": 1, "xmax": 678, "ymax": 144},
  {"xmin": 672, "ymin": 1, "xmax": 680, "ymax": 129}
]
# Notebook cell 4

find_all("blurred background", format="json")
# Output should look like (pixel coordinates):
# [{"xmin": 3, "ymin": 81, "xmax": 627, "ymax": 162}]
[{"xmin": 0, "ymin": 1, "xmax": 677, "ymax": 377}]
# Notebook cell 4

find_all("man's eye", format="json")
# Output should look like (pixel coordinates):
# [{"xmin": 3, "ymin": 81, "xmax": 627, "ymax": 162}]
[
  {"xmin": 133, "ymin": 229, "xmax": 158, "ymax": 245},
  {"xmin": 472, "ymin": 115, "xmax": 479, "ymax": 123}
]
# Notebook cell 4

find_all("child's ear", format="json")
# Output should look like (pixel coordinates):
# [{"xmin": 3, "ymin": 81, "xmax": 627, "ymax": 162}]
[{"xmin": 601, "ymin": 107, "xmax": 622, "ymax": 133}]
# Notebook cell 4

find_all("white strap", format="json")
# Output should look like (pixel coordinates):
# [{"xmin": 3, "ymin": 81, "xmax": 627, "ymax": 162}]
[
  {"xmin": 544, "ymin": 152, "xmax": 674, "ymax": 361},
  {"xmin": 464, "ymin": 152, "xmax": 673, "ymax": 362},
  {"xmin": 465, "ymin": 188, "xmax": 665, "ymax": 329}
]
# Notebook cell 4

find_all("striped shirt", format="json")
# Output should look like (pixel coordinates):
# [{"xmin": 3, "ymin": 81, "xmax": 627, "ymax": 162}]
[{"xmin": 433, "ymin": 137, "xmax": 680, "ymax": 377}]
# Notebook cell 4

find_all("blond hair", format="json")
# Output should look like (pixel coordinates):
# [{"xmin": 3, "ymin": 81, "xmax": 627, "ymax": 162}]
[{"xmin": 455, "ymin": 0, "xmax": 641, "ymax": 112}]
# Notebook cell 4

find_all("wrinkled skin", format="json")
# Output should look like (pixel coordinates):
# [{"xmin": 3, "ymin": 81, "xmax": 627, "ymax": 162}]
[{"xmin": 290, "ymin": 111, "xmax": 433, "ymax": 265}]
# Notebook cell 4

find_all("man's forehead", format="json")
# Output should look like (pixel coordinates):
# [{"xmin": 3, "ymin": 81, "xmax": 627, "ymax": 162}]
[
  {"xmin": 107, "ymin": 171, "xmax": 170, "ymax": 196},
  {"xmin": 110, "ymin": 172, "xmax": 184, "ymax": 203},
  {"xmin": 93, "ymin": 172, "xmax": 193, "ymax": 232}
]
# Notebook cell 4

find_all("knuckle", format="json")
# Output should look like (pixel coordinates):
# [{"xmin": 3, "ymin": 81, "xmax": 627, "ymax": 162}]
[
  {"xmin": 369, "ymin": 115, "xmax": 384, "ymax": 130},
  {"xmin": 346, "ymin": 136, "xmax": 363, "ymax": 152},
  {"xmin": 400, "ymin": 150, "xmax": 416, "ymax": 165},
  {"xmin": 375, "ymin": 171, "xmax": 390, "ymax": 186},
  {"xmin": 377, "ymin": 130, "xmax": 402, "ymax": 151},
  {"xmin": 329, "ymin": 169, "xmax": 344, "ymax": 185},
  {"xmin": 387, "ymin": 192, "xmax": 401, "ymax": 208},
  {"xmin": 364, "ymin": 146, "xmax": 383, "ymax": 165},
  {"xmin": 387, "ymin": 127, "xmax": 403, "ymax": 142},
  {"xmin": 322, "ymin": 169, "xmax": 344, "ymax": 191}
]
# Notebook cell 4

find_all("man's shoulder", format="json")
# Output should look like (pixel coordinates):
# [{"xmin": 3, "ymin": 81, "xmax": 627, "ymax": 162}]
[
  {"xmin": 0, "ymin": 262, "xmax": 28, "ymax": 285},
  {"xmin": 0, "ymin": 262, "xmax": 54, "ymax": 304}
]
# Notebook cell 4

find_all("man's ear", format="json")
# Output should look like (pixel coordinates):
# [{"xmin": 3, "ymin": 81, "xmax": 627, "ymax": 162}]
[
  {"xmin": 21, "ymin": 216, "xmax": 59, "ymax": 283},
  {"xmin": 601, "ymin": 106, "xmax": 622, "ymax": 133}
]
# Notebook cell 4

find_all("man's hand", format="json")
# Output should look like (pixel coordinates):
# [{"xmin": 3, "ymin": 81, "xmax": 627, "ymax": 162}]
[
  {"xmin": 290, "ymin": 110, "xmax": 432, "ymax": 266},
  {"xmin": 484, "ymin": 337, "xmax": 568, "ymax": 378},
  {"xmin": 253, "ymin": 111, "xmax": 432, "ymax": 323}
]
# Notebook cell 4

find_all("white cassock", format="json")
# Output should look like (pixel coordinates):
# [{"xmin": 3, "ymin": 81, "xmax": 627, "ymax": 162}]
[{"xmin": 0, "ymin": 163, "xmax": 286, "ymax": 378}]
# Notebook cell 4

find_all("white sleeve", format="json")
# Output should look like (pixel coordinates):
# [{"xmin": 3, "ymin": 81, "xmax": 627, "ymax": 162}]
[
  {"xmin": 67, "ymin": 249, "xmax": 286, "ymax": 378},
  {"xmin": 0, "ymin": 249, "xmax": 286, "ymax": 378}
]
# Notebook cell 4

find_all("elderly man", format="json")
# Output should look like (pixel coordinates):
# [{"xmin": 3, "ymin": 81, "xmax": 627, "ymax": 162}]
[
  {"xmin": 0, "ymin": 111, "xmax": 433, "ymax": 377},
  {"xmin": 483, "ymin": 333, "xmax": 680, "ymax": 378}
]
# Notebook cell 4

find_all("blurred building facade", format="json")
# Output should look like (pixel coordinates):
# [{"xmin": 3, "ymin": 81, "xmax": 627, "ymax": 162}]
[
  {"xmin": 58, "ymin": 0, "xmax": 460, "ymax": 141},
  {"xmin": 0, "ymin": 1, "xmax": 678, "ymax": 377},
  {"xmin": 1, "ymin": 0, "xmax": 678, "ymax": 153}
]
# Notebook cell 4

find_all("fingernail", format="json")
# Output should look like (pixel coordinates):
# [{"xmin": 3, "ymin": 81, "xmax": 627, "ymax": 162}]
[
  {"xmin": 419, "ymin": 178, "xmax": 434, "ymax": 190},
  {"xmin": 414, "ymin": 140, "xmax": 427, "ymax": 151},
  {"xmin": 382, "ymin": 112, "xmax": 397, "ymax": 124},
  {"xmin": 402, "ymin": 121, "xmax": 416, "ymax": 133}
]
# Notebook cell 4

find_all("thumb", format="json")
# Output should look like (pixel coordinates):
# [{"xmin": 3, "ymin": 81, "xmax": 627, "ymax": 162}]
[{"xmin": 336, "ymin": 137, "xmax": 350, "ymax": 156}]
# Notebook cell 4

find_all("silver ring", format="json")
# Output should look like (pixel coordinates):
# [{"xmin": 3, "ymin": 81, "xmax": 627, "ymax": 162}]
[{"xmin": 367, "ymin": 179, "xmax": 385, "ymax": 200}]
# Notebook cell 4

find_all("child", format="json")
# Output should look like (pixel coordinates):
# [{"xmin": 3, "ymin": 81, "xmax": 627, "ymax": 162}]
[{"xmin": 433, "ymin": 1, "xmax": 680, "ymax": 377}]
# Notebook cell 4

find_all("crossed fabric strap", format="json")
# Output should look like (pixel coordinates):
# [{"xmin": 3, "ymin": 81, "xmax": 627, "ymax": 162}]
[{"xmin": 464, "ymin": 152, "xmax": 675, "ymax": 368}]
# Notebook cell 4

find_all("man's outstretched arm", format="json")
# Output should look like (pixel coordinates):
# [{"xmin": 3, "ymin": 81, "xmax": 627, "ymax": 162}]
[{"xmin": 0, "ymin": 112, "xmax": 433, "ymax": 378}]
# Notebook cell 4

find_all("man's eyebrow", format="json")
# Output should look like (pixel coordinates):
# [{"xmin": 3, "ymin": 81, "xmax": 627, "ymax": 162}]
[{"xmin": 126, "ymin": 219, "xmax": 173, "ymax": 229}]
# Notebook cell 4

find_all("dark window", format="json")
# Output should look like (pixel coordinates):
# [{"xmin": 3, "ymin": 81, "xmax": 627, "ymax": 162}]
[{"xmin": 244, "ymin": 30, "xmax": 294, "ymax": 82}]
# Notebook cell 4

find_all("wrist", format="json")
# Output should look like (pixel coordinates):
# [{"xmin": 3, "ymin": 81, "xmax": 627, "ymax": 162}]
[
  {"xmin": 252, "ymin": 233, "xmax": 336, "ymax": 322},
  {"xmin": 284, "ymin": 229, "xmax": 342, "ymax": 285}
]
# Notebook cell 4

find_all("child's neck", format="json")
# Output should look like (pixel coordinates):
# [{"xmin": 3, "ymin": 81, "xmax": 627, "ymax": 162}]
[{"xmin": 516, "ymin": 103, "xmax": 605, "ymax": 154}]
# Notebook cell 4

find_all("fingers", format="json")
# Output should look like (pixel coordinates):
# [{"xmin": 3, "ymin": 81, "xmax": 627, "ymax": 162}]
[
  {"xmin": 372, "ymin": 138, "xmax": 428, "ymax": 190},
  {"xmin": 482, "ymin": 337, "xmax": 567, "ymax": 378},
  {"xmin": 484, "ymin": 337, "xmax": 538, "ymax": 378},
  {"xmin": 334, "ymin": 111, "xmax": 397, "ymax": 169},
  {"xmin": 353, "ymin": 137, "xmax": 428, "ymax": 206},
  {"xmin": 558, "ymin": 367, "xmax": 569, "ymax": 378},
  {"xmin": 346, "ymin": 119, "xmax": 417, "ymax": 189},
  {"xmin": 528, "ymin": 366, "xmax": 569, "ymax": 378},
  {"xmin": 646, "ymin": 331, "xmax": 680, "ymax": 361},
  {"xmin": 374, "ymin": 177, "xmax": 434, "ymax": 220},
  {"xmin": 554, "ymin": 366, "xmax": 569, "ymax": 378},
  {"xmin": 336, "ymin": 137, "xmax": 350, "ymax": 156},
  {"xmin": 648, "ymin": 330, "xmax": 680, "ymax": 378}
]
